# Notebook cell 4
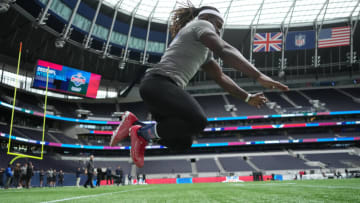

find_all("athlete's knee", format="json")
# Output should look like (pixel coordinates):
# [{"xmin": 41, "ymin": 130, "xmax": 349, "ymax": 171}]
[
  {"xmin": 139, "ymin": 82, "xmax": 150, "ymax": 99},
  {"xmin": 160, "ymin": 137, "xmax": 193, "ymax": 151},
  {"xmin": 191, "ymin": 113, "xmax": 207, "ymax": 132}
]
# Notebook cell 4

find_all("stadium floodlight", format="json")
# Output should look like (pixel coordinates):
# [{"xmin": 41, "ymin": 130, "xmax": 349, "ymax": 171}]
[
  {"xmin": 38, "ymin": 12, "xmax": 50, "ymax": 26},
  {"xmin": 354, "ymin": 52, "xmax": 358, "ymax": 63},
  {"xmin": 76, "ymin": 109, "xmax": 91, "ymax": 119},
  {"xmin": 55, "ymin": 38, "xmax": 65, "ymax": 48},
  {"xmin": 0, "ymin": 3, "xmax": 10, "ymax": 13},
  {"xmin": 278, "ymin": 70, "xmax": 285, "ymax": 78},
  {"xmin": 0, "ymin": 0, "xmax": 15, "ymax": 13},
  {"xmin": 112, "ymin": 112, "xmax": 124, "ymax": 118},
  {"xmin": 118, "ymin": 61, "xmax": 126, "ymax": 70}
]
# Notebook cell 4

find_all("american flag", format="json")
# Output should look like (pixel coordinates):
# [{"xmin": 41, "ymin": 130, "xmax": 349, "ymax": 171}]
[
  {"xmin": 253, "ymin": 32, "xmax": 282, "ymax": 52},
  {"xmin": 318, "ymin": 26, "xmax": 350, "ymax": 48}
]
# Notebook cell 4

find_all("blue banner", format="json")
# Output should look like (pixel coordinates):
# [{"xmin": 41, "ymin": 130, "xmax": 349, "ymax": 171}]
[
  {"xmin": 33, "ymin": 60, "xmax": 101, "ymax": 98},
  {"xmin": 286, "ymin": 30, "xmax": 315, "ymax": 50},
  {"xmin": 176, "ymin": 178, "xmax": 193, "ymax": 184}
]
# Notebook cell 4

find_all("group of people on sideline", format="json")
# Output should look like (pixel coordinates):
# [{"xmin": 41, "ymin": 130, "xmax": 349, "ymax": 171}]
[
  {"xmin": 0, "ymin": 162, "xmax": 66, "ymax": 189},
  {"xmin": 0, "ymin": 162, "xmax": 33, "ymax": 189},
  {"xmin": 0, "ymin": 156, "xmax": 128, "ymax": 189},
  {"xmin": 83, "ymin": 155, "xmax": 126, "ymax": 188}
]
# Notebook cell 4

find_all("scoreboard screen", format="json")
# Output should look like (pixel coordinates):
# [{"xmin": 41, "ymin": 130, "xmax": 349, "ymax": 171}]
[{"xmin": 33, "ymin": 60, "xmax": 101, "ymax": 98}]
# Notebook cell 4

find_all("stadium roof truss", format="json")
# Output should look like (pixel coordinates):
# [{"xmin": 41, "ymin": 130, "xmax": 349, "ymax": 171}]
[{"xmin": 102, "ymin": 0, "xmax": 360, "ymax": 29}]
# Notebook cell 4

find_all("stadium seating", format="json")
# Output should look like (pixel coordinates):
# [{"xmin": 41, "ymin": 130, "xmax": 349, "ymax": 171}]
[
  {"xmin": 302, "ymin": 89, "xmax": 360, "ymax": 111},
  {"xmin": 265, "ymin": 92, "xmax": 294, "ymax": 108},
  {"xmin": 289, "ymin": 132, "xmax": 335, "ymax": 139},
  {"xmin": 1, "ymin": 87, "xmax": 360, "ymax": 118},
  {"xmin": 218, "ymin": 157, "xmax": 253, "ymax": 172},
  {"xmin": 119, "ymin": 102, "xmax": 149, "ymax": 121},
  {"xmin": 1, "ymin": 86, "xmax": 43, "ymax": 112},
  {"xmin": 48, "ymin": 99, "xmax": 79, "ymax": 117},
  {"xmin": 80, "ymin": 102, "xmax": 116, "ymax": 117},
  {"xmin": 0, "ymin": 123, "xmax": 81, "ymax": 144},
  {"xmin": 0, "ymin": 123, "xmax": 9, "ymax": 134},
  {"xmin": 241, "ymin": 134, "xmax": 289, "ymax": 141},
  {"xmin": 304, "ymin": 153, "xmax": 360, "ymax": 168},
  {"xmin": 196, "ymin": 158, "xmax": 220, "ymax": 172},
  {"xmin": 49, "ymin": 132, "xmax": 82, "ymax": 144},
  {"xmin": 337, "ymin": 131, "xmax": 360, "ymax": 137},
  {"xmin": 249, "ymin": 155, "xmax": 317, "ymax": 170},
  {"xmin": 1, "ymin": 85, "xmax": 359, "ymax": 179},
  {"xmin": 140, "ymin": 160, "xmax": 192, "ymax": 174},
  {"xmin": 283, "ymin": 91, "xmax": 312, "ymax": 107},
  {"xmin": 342, "ymin": 88, "xmax": 360, "ymax": 98},
  {"xmin": 195, "ymin": 95, "xmax": 231, "ymax": 117},
  {"xmin": 12, "ymin": 127, "xmax": 44, "ymax": 141},
  {"xmin": 225, "ymin": 95, "xmax": 276, "ymax": 116},
  {"xmin": 197, "ymin": 137, "xmax": 239, "ymax": 143}
]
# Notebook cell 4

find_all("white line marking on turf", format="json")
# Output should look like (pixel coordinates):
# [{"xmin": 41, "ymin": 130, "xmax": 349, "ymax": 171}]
[
  {"xmin": 231, "ymin": 183, "xmax": 360, "ymax": 189},
  {"xmin": 285, "ymin": 184, "xmax": 360, "ymax": 189},
  {"xmin": 40, "ymin": 187, "xmax": 152, "ymax": 203},
  {"xmin": 232, "ymin": 183, "xmax": 295, "ymax": 187}
]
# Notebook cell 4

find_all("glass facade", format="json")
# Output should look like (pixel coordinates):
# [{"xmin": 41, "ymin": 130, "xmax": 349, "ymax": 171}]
[
  {"xmin": 40, "ymin": 0, "xmax": 165, "ymax": 53},
  {"xmin": 104, "ymin": 0, "xmax": 360, "ymax": 28}
]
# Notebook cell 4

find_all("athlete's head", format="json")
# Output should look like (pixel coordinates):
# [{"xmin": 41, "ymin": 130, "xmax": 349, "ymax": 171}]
[{"xmin": 170, "ymin": 2, "xmax": 224, "ymax": 37}]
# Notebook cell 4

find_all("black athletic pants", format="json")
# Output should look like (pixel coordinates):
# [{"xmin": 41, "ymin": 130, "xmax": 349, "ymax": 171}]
[
  {"xmin": 84, "ymin": 173, "xmax": 94, "ymax": 188},
  {"xmin": 139, "ymin": 74, "xmax": 207, "ymax": 150}
]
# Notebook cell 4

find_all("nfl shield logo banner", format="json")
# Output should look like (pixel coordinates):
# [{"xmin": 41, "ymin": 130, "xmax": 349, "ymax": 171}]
[
  {"xmin": 286, "ymin": 30, "xmax": 315, "ymax": 50},
  {"xmin": 295, "ymin": 34, "xmax": 305, "ymax": 47}
]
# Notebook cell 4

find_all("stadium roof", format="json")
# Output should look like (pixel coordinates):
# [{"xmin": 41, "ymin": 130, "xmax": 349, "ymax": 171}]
[{"xmin": 103, "ymin": 0, "xmax": 360, "ymax": 28}]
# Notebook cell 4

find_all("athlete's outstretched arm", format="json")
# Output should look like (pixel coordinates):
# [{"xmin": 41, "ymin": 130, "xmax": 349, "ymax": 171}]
[
  {"xmin": 202, "ymin": 60, "xmax": 268, "ymax": 108},
  {"xmin": 199, "ymin": 32, "xmax": 289, "ymax": 91}
]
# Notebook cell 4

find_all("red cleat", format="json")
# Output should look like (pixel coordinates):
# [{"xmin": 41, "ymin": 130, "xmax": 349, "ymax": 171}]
[
  {"xmin": 109, "ymin": 111, "xmax": 138, "ymax": 146},
  {"xmin": 130, "ymin": 125, "xmax": 148, "ymax": 168}
]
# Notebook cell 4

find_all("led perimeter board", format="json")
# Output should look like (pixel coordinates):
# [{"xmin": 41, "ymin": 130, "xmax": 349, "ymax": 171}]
[{"xmin": 33, "ymin": 60, "xmax": 101, "ymax": 98}]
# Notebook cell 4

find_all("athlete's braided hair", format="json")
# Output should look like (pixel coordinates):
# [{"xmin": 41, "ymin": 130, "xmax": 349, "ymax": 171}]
[{"xmin": 170, "ymin": 1, "xmax": 219, "ymax": 38}]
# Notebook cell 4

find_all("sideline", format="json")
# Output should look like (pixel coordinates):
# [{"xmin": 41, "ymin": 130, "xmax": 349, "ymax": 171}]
[{"xmin": 40, "ymin": 187, "xmax": 152, "ymax": 203}]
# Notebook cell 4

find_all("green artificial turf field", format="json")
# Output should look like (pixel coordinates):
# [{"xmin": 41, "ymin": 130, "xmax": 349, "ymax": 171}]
[{"xmin": 1, "ymin": 179, "xmax": 360, "ymax": 203}]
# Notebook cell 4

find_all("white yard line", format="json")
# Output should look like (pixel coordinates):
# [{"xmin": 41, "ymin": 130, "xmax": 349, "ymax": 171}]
[
  {"xmin": 40, "ymin": 187, "xmax": 152, "ymax": 203},
  {"xmin": 231, "ymin": 182, "xmax": 360, "ymax": 189},
  {"xmin": 281, "ymin": 184, "xmax": 360, "ymax": 190}
]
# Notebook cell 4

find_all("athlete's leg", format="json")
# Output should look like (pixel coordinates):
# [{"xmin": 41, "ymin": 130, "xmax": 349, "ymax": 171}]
[
  {"xmin": 130, "ymin": 74, "xmax": 207, "ymax": 167},
  {"xmin": 155, "ymin": 117, "xmax": 196, "ymax": 150},
  {"xmin": 139, "ymin": 74, "xmax": 207, "ymax": 148},
  {"xmin": 109, "ymin": 111, "xmax": 139, "ymax": 146}
]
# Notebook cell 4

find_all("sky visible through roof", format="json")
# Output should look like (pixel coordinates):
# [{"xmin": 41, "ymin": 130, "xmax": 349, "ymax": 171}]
[{"xmin": 103, "ymin": 0, "xmax": 360, "ymax": 28}]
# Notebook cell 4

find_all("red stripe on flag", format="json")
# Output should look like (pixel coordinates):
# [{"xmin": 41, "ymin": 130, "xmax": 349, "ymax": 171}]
[
  {"xmin": 320, "ymin": 40, "xmax": 350, "ymax": 43},
  {"xmin": 319, "ymin": 39, "xmax": 350, "ymax": 45},
  {"xmin": 319, "ymin": 43, "xmax": 350, "ymax": 48},
  {"xmin": 318, "ymin": 26, "xmax": 350, "ymax": 48},
  {"xmin": 266, "ymin": 33, "xmax": 270, "ymax": 51}
]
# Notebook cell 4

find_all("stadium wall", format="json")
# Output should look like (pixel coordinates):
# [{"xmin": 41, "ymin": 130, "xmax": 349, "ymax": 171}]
[
  {"xmin": 135, "ymin": 175, "xmax": 273, "ymax": 185},
  {"xmin": 6, "ymin": 172, "xmax": 273, "ymax": 187}
]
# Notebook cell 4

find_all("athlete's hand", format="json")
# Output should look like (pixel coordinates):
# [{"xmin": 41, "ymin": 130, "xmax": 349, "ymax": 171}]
[
  {"xmin": 248, "ymin": 92, "xmax": 268, "ymax": 109},
  {"xmin": 257, "ymin": 74, "xmax": 289, "ymax": 91}
]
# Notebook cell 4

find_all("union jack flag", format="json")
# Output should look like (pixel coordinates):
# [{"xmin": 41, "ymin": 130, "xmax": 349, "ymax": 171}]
[{"xmin": 253, "ymin": 32, "xmax": 282, "ymax": 52}]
